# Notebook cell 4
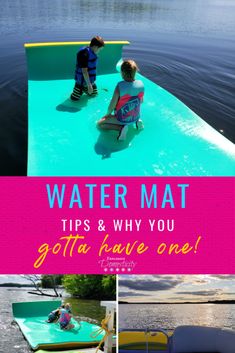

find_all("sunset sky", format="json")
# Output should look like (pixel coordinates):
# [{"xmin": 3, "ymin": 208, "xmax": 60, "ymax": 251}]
[{"xmin": 118, "ymin": 275, "xmax": 235, "ymax": 303}]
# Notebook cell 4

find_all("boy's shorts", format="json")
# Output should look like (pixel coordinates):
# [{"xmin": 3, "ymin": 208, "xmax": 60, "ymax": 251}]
[
  {"xmin": 70, "ymin": 82, "xmax": 98, "ymax": 101},
  {"xmin": 47, "ymin": 312, "xmax": 57, "ymax": 323}
]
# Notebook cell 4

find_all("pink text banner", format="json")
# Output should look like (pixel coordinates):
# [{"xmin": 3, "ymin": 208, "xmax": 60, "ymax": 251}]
[{"xmin": 0, "ymin": 177, "xmax": 234, "ymax": 274}]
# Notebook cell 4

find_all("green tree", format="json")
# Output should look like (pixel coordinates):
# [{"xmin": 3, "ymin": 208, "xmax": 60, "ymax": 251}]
[
  {"xmin": 102, "ymin": 275, "xmax": 116, "ymax": 299},
  {"xmin": 41, "ymin": 275, "xmax": 63, "ymax": 288},
  {"xmin": 63, "ymin": 275, "xmax": 116, "ymax": 299}
]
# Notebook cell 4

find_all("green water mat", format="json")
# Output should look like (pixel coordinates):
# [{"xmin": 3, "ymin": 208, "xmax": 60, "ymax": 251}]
[
  {"xmin": 12, "ymin": 300, "xmax": 105, "ymax": 350},
  {"xmin": 25, "ymin": 41, "xmax": 235, "ymax": 176}
]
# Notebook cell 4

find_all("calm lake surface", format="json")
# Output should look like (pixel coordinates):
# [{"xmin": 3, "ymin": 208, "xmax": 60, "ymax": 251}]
[
  {"xmin": 0, "ymin": 0, "xmax": 235, "ymax": 175},
  {"xmin": 0, "ymin": 287, "xmax": 106, "ymax": 353},
  {"xmin": 119, "ymin": 303, "xmax": 235, "ymax": 330}
]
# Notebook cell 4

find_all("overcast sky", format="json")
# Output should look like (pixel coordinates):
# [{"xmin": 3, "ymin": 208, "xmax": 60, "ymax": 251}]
[
  {"xmin": 118, "ymin": 275, "xmax": 235, "ymax": 303},
  {"xmin": 0, "ymin": 275, "xmax": 32, "ymax": 284}
]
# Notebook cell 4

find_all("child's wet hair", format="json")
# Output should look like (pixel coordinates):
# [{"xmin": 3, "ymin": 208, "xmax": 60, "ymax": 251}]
[
  {"xmin": 121, "ymin": 60, "xmax": 139, "ymax": 80},
  {"xmin": 90, "ymin": 36, "xmax": 105, "ymax": 48}
]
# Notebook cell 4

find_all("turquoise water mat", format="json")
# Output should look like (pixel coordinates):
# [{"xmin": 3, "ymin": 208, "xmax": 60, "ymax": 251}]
[
  {"xmin": 25, "ymin": 42, "xmax": 235, "ymax": 176},
  {"xmin": 12, "ymin": 301, "xmax": 105, "ymax": 350}
]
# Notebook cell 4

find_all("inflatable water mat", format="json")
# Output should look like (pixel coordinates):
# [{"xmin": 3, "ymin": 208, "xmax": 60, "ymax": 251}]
[
  {"xmin": 12, "ymin": 301, "xmax": 105, "ymax": 350},
  {"xmin": 24, "ymin": 41, "xmax": 235, "ymax": 176}
]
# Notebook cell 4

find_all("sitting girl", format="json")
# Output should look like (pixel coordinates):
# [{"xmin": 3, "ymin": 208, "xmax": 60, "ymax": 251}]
[
  {"xmin": 97, "ymin": 60, "xmax": 144, "ymax": 141},
  {"xmin": 59, "ymin": 303, "xmax": 74, "ymax": 330}
]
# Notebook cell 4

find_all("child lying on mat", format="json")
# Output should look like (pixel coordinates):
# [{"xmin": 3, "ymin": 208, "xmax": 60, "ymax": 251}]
[
  {"xmin": 46, "ymin": 306, "xmax": 63, "ymax": 323},
  {"xmin": 97, "ymin": 59, "xmax": 144, "ymax": 141}
]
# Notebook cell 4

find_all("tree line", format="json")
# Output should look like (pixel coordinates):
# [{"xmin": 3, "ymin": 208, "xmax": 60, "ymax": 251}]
[{"xmin": 40, "ymin": 275, "xmax": 116, "ymax": 300}]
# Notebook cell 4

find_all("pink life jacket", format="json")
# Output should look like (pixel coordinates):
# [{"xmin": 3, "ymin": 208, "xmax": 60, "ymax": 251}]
[
  {"xmin": 59, "ymin": 308, "xmax": 70, "ymax": 324},
  {"xmin": 115, "ymin": 80, "xmax": 144, "ymax": 124}
]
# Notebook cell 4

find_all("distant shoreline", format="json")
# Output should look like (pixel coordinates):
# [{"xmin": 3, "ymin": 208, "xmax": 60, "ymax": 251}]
[
  {"xmin": 0, "ymin": 283, "xmax": 34, "ymax": 288},
  {"xmin": 119, "ymin": 300, "xmax": 235, "ymax": 304}
]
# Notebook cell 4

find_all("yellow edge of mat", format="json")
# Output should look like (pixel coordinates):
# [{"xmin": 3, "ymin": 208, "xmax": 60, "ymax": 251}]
[
  {"xmin": 36, "ymin": 341, "xmax": 99, "ymax": 350},
  {"xmin": 24, "ymin": 41, "xmax": 130, "ymax": 48}
]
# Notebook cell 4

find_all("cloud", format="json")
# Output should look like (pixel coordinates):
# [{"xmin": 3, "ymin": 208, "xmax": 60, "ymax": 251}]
[
  {"xmin": 119, "ymin": 291, "xmax": 146, "ymax": 297},
  {"xmin": 210, "ymin": 275, "xmax": 235, "ymax": 280},
  {"xmin": 176, "ymin": 290, "xmax": 221, "ymax": 296},
  {"xmin": 119, "ymin": 278, "xmax": 181, "ymax": 291},
  {"xmin": 118, "ymin": 275, "xmax": 235, "ymax": 303},
  {"xmin": 191, "ymin": 279, "xmax": 208, "ymax": 284}
]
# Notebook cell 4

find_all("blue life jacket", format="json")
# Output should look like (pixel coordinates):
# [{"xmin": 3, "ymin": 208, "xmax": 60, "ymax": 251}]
[{"xmin": 75, "ymin": 47, "xmax": 98, "ymax": 85}]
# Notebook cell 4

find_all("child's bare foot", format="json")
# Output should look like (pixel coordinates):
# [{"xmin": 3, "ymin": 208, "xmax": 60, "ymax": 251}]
[
  {"xmin": 136, "ymin": 120, "xmax": 144, "ymax": 130},
  {"xmin": 117, "ymin": 125, "xmax": 128, "ymax": 141}
]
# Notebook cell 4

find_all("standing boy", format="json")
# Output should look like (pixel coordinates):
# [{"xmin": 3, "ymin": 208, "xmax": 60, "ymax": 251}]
[{"xmin": 70, "ymin": 36, "xmax": 105, "ymax": 101}]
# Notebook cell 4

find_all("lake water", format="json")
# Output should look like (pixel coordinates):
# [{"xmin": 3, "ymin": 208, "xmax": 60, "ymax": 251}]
[
  {"xmin": 0, "ymin": 287, "xmax": 106, "ymax": 353},
  {"xmin": 119, "ymin": 303, "xmax": 235, "ymax": 330},
  {"xmin": 0, "ymin": 0, "xmax": 235, "ymax": 175}
]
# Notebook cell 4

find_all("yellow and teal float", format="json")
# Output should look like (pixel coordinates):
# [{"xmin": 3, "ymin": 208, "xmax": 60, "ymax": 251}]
[{"xmin": 13, "ymin": 300, "xmax": 105, "ymax": 350}]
